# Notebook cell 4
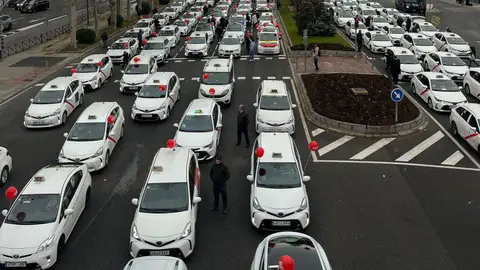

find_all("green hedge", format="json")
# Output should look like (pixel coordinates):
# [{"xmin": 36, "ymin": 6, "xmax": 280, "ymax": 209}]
[
  {"xmin": 76, "ymin": 28, "xmax": 96, "ymax": 44},
  {"xmin": 140, "ymin": 2, "xmax": 152, "ymax": 15}
]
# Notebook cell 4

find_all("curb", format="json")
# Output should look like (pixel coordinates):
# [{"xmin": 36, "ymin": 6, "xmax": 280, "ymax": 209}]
[{"xmin": 0, "ymin": 22, "xmax": 135, "ymax": 107}]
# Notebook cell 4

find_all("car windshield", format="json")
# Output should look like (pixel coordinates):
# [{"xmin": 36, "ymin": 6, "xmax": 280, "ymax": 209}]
[
  {"xmin": 212, "ymin": 11, "xmax": 223, "ymax": 17},
  {"xmin": 191, "ymin": 7, "xmax": 202, "ymax": 11},
  {"xmin": 259, "ymin": 32, "xmax": 277, "ymax": 41},
  {"xmin": 138, "ymin": 85, "xmax": 167, "ymax": 98},
  {"xmin": 260, "ymin": 95, "xmax": 290, "ymax": 110},
  {"xmin": 139, "ymin": 183, "xmax": 189, "ymax": 213},
  {"xmin": 363, "ymin": 9, "xmax": 376, "ymax": 15},
  {"xmin": 222, "ymin": 37, "xmax": 240, "ymax": 45},
  {"xmin": 143, "ymin": 42, "xmax": 165, "ymax": 50},
  {"xmin": 196, "ymin": 24, "xmax": 211, "ymax": 31},
  {"xmin": 125, "ymin": 64, "xmax": 149, "ymax": 74},
  {"xmin": 135, "ymin": 22, "xmax": 149, "ymax": 28},
  {"xmin": 390, "ymin": 27, "xmax": 405, "ymax": 34},
  {"xmin": 179, "ymin": 115, "xmax": 213, "ymax": 132},
  {"xmin": 373, "ymin": 17, "xmax": 387, "ymax": 22},
  {"xmin": 341, "ymin": 10, "xmax": 354, "ymax": 17},
  {"xmin": 201, "ymin": 72, "xmax": 230, "ymax": 84},
  {"xmin": 227, "ymin": 23, "xmax": 242, "ymax": 31},
  {"xmin": 111, "ymin": 42, "xmax": 126, "ymax": 49},
  {"xmin": 164, "ymin": 8, "xmax": 175, "ymax": 12},
  {"xmin": 258, "ymin": 0, "xmax": 267, "ymax": 3},
  {"xmin": 256, "ymin": 162, "xmax": 301, "ymax": 188},
  {"xmin": 153, "ymin": 14, "xmax": 165, "ymax": 20},
  {"xmin": 413, "ymin": 38, "xmax": 432, "ymax": 46},
  {"xmin": 441, "ymin": 56, "xmax": 465, "ymax": 66},
  {"xmin": 388, "ymin": 9, "xmax": 399, "ymax": 14},
  {"xmin": 372, "ymin": 34, "xmax": 390, "ymax": 41},
  {"xmin": 123, "ymin": 32, "xmax": 137, "ymax": 38},
  {"xmin": 397, "ymin": 54, "xmax": 418, "ymax": 64},
  {"xmin": 75, "ymin": 63, "xmax": 98, "ymax": 73},
  {"xmin": 68, "ymin": 122, "xmax": 106, "ymax": 141},
  {"xmin": 182, "ymin": 14, "xmax": 195, "ymax": 19},
  {"xmin": 420, "ymin": 25, "xmax": 437, "ymax": 31},
  {"xmin": 260, "ymin": 15, "xmax": 271, "ymax": 21},
  {"xmin": 430, "ymin": 79, "xmax": 459, "ymax": 92},
  {"xmin": 232, "ymin": 17, "xmax": 245, "ymax": 23},
  {"xmin": 447, "ymin": 37, "xmax": 467, "ymax": 45},
  {"xmin": 32, "ymin": 90, "xmax": 64, "ymax": 104},
  {"xmin": 5, "ymin": 194, "xmax": 60, "ymax": 225},
  {"xmin": 174, "ymin": 20, "xmax": 187, "ymax": 26},
  {"xmin": 159, "ymin": 30, "xmax": 174, "ymax": 36},
  {"xmin": 190, "ymin": 36, "xmax": 206, "ymax": 44}
]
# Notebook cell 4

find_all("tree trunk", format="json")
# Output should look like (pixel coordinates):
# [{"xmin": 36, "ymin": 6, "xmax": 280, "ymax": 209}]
[
  {"xmin": 93, "ymin": 0, "xmax": 99, "ymax": 34},
  {"xmin": 116, "ymin": 0, "xmax": 121, "ymax": 16},
  {"xmin": 126, "ymin": 0, "xmax": 131, "ymax": 20},
  {"xmin": 70, "ymin": 0, "xmax": 77, "ymax": 49},
  {"xmin": 110, "ymin": 0, "xmax": 117, "ymax": 30}
]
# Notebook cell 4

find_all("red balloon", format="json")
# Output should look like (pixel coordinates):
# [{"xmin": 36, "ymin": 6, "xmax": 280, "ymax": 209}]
[
  {"xmin": 241, "ymin": 12, "xmax": 245, "ymax": 15},
  {"xmin": 5, "ymin": 186, "xmax": 17, "ymax": 200},
  {"xmin": 203, "ymin": 73, "xmax": 209, "ymax": 80},
  {"xmin": 152, "ymin": 32, "xmax": 157, "ymax": 36},
  {"xmin": 166, "ymin": 139, "xmax": 175, "ymax": 149},
  {"xmin": 257, "ymin": 28, "xmax": 262, "ymax": 32},
  {"xmin": 133, "ymin": 57, "xmax": 140, "ymax": 62},
  {"xmin": 159, "ymin": 85, "xmax": 166, "ymax": 91},
  {"xmin": 279, "ymin": 32, "xmax": 283, "ymax": 37},
  {"xmin": 186, "ymin": 12, "xmax": 190, "ymax": 15},
  {"xmin": 246, "ymin": 0, "xmax": 249, "ymax": 2},
  {"xmin": 255, "ymin": 147, "xmax": 264, "ymax": 158},
  {"xmin": 146, "ymin": 14, "xmax": 150, "ymax": 18},
  {"xmin": 222, "ymin": 7, "xmax": 225, "ymax": 10},
  {"xmin": 142, "ymin": 39, "xmax": 147, "ymax": 45},
  {"xmin": 234, "ymin": 5, "xmax": 237, "ymax": 8},
  {"xmin": 278, "ymin": 255, "xmax": 294, "ymax": 270},
  {"xmin": 270, "ymin": 20, "xmax": 274, "ymax": 23},
  {"xmin": 210, "ymin": 22, "xmax": 214, "ymax": 26},
  {"xmin": 270, "ymin": 15, "xmax": 274, "ymax": 19},
  {"xmin": 209, "ymin": 88, "xmax": 215, "ymax": 95},
  {"xmin": 263, "ymin": 22, "xmax": 267, "ymax": 27},
  {"xmin": 247, "ymin": 32, "xmax": 252, "ymax": 37},
  {"xmin": 70, "ymin": 68, "xmax": 76, "ymax": 74},
  {"xmin": 97, "ymin": 61, "xmax": 103, "ymax": 67},
  {"xmin": 267, "ymin": 4, "xmax": 270, "ymax": 7},
  {"xmin": 107, "ymin": 115, "xmax": 115, "ymax": 124},
  {"xmin": 186, "ymin": 37, "xmax": 190, "ymax": 41},
  {"xmin": 184, "ymin": 19, "xmax": 188, "ymax": 23},
  {"xmin": 124, "ymin": 42, "xmax": 128, "ymax": 48},
  {"xmin": 276, "ymin": 23, "xmax": 279, "ymax": 28},
  {"xmin": 308, "ymin": 141, "xmax": 319, "ymax": 151}
]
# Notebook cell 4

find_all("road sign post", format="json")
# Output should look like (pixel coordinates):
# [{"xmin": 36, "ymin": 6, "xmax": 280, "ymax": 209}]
[
  {"xmin": 0, "ymin": 23, "xmax": 3, "ymax": 61},
  {"xmin": 303, "ymin": 30, "xmax": 308, "ymax": 73},
  {"xmin": 391, "ymin": 88, "xmax": 404, "ymax": 122}
]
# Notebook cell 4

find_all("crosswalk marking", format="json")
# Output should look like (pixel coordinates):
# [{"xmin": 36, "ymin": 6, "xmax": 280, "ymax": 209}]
[
  {"xmin": 396, "ymin": 131, "xmax": 445, "ymax": 162},
  {"xmin": 282, "ymin": 76, "xmax": 291, "ymax": 80},
  {"xmin": 188, "ymin": 60, "xmax": 195, "ymax": 62},
  {"xmin": 350, "ymin": 138, "xmax": 396, "ymax": 160},
  {"xmin": 238, "ymin": 77, "xmax": 246, "ymax": 80},
  {"xmin": 254, "ymin": 58, "xmax": 260, "ymax": 60},
  {"xmin": 179, "ymin": 78, "xmax": 185, "ymax": 81},
  {"xmin": 441, "ymin": 151, "xmax": 464, "ymax": 166},
  {"xmin": 114, "ymin": 80, "xmax": 119, "ymax": 83},
  {"xmin": 240, "ymin": 58, "xmax": 247, "ymax": 60},
  {"xmin": 191, "ymin": 77, "xmax": 199, "ymax": 80},
  {"xmin": 279, "ymin": 57, "xmax": 286, "ymax": 60},
  {"xmin": 253, "ymin": 77, "xmax": 261, "ymax": 79},
  {"xmin": 175, "ymin": 60, "xmax": 182, "ymax": 63},
  {"xmin": 201, "ymin": 59, "xmax": 208, "ymax": 61},
  {"xmin": 311, "ymin": 128, "xmax": 325, "ymax": 137},
  {"xmin": 267, "ymin": 76, "xmax": 276, "ymax": 79},
  {"xmin": 317, "ymin": 136, "xmax": 354, "ymax": 157},
  {"xmin": 266, "ymin": 57, "xmax": 273, "ymax": 60}
]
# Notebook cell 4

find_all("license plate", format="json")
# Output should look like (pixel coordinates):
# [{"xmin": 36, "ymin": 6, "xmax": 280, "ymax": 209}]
[
  {"xmin": 129, "ymin": 87, "xmax": 138, "ymax": 90},
  {"xmin": 5, "ymin": 262, "xmax": 27, "ymax": 267},
  {"xmin": 142, "ymin": 114, "xmax": 153, "ymax": 118},
  {"xmin": 34, "ymin": 120, "xmax": 46, "ymax": 125},
  {"xmin": 272, "ymin": 221, "xmax": 290, "ymax": 226},
  {"xmin": 150, "ymin": 250, "xmax": 169, "ymax": 256}
]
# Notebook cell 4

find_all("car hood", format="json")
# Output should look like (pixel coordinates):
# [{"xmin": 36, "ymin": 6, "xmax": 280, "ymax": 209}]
[
  {"xmin": 389, "ymin": 33, "xmax": 403, "ymax": 40},
  {"xmin": 62, "ymin": 140, "xmax": 104, "ymax": 158},
  {"xmin": 140, "ymin": 50, "xmax": 166, "ymax": 57},
  {"xmin": 199, "ymin": 83, "xmax": 232, "ymax": 95},
  {"xmin": 162, "ymin": 11, "xmax": 176, "ymax": 15},
  {"xmin": 258, "ymin": 109, "xmax": 292, "ymax": 123},
  {"xmin": 415, "ymin": 45, "xmax": 437, "ymax": 53},
  {"xmin": 401, "ymin": 63, "xmax": 423, "ymax": 73},
  {"xmin": 186, "ymin": 43, "xmax": 207, "ymax": 50},
  {"xmin": 175, "ymin": 131, "xmax": 214, "ymax": 148},
  {"xmin": 27, "ymin": 103, "xmax": 62, "ymax": 116},
  {"xmin": 443, "ymin": 65, "xmax": 469, "ymax": 75},
  {"xmin": 133, "ymin": 27, "xmax": 149, "ymax": 32},
  {"xmin": 420, "ymin": 31, "xmax": 436, "ymax": 37},
  {"xmin": 134, "ymin": 97, "xmax": 167, "ymax": 110},
  {"xmin": 219, "ymin": 44, "xmax": 241, "ymax": 50},
  {"xmin": 432, "ymin": 91, "xmax": 467, "ymax": 103},
  {"xmin": 122, "ymin": 74, "xmax": 150, "ymax": 84},
  {"xmin": 371, "ymin": 41, "xmax": 393, "ymax": 47},
  {"xmin": 373, "ymin": 22, "xmax": 390, "ymax": 27},
  {"xmin": 107, "ymin": 49, "xmax": 127, "ymax": 56},
  {"xmin": 73, "ymin": 72, "xmax": 97, "ymax": 82},
  {"xmin": 0, "ymin": 223, "xmax": 55, "ymax": 249},
  {"xmin": 136, "ymin": 211, "xmax": 189, "ymax": 239},
  {"xmin": 224, "ymin": 30, "xmax": 243, "ymax": 38},
  {"xmin": 196, "ymin": 30, "xmax": 212, "ymax": 36},
  {"xmin": 255, "ymin": 187, "xmax": 304, "ymax": 210},
  {"xmin": 450, "ymin": 44, "xmax": 471, "ymax": 52}
]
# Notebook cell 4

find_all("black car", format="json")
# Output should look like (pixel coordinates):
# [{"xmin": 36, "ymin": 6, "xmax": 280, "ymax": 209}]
[
  {"xmin": 395, "ymin": 0, "xmax": 425, "ymax": 13},
  {"xmin": 7, "ymin": 0, "xmax": 21, "ymax": 8},
  {"xmin": 20, "ymin": 0, "xmax": 50, "ymax": 13}
]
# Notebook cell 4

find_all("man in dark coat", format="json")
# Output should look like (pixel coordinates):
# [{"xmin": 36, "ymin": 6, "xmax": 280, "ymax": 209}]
[
  {"xmin": 356, "ymin": 30, "xmax": 363, "ymax": 52},
  {"xmin": 219, "ymin": 16, "xmax": 226, "ymax": 28},
  {"xmin": 101, "ymin": 32, "xmax": 108, "ymax": 48},
  {"xmin": 122, "ymin": 51, "xmax": 129, "ymax": 69},
  {"xmin": 390, "ymin": 56, "xmax": 401, "ymax": 85},
  {"xmin": 396, "ymin": 16, "xmax": 404, "ymax": 28},
  {"xmin": 137, "ymin": 29, "xmax": 143, "ymax": 46},
  {"xmin": 215, "ymin": 25, "xmax": 223, "ymax": 41},
  {"xmin": 152, "ymin": 6, "xmax": 158, "ymax": 14},
  {"xmin": 209, "ymin": 156, "xmax": 230, "ymax": 214},
  {"xmin": 245, "ymin": 33, "xmax": 251, "ymax": 53},
  {"xmin": 203, "ymin": 4, "xmax": 209, "ymax": 16},
  {"xmin": 236, "ymin": 104, "xmax": 250, "ymax": 148},
  {"xmin": 154, "ymin": 18, "xmax": 160, "ymax": 32},
  {"xmin": 405, "ymin": 17, "xmax": 411, "ymax": 32}
]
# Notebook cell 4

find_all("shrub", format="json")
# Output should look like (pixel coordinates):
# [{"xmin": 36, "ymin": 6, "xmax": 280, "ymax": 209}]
[
  {"xmin": 140, "ymin": 1, "xmax": 152, "ymax": 15},
  {"xmin": 159, "ymin": 0, "xmax": 170, "ymax": 5},
  {"xmin": 76, "ymin": 28, "xmax": 96, "ymax": 44},
  {"xmin": 294, "ymin": 0, "xmax": 335, "ymax": 36},
  {"xmin": 116, "ymin": 14, "xmax": 124, "ymax": 27}
]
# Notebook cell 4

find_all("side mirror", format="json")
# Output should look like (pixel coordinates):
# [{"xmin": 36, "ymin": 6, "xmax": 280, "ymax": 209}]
[
  {"xmin": 292, "ymin": 104, "xmax": 297, "ymax": 108},
  {"xmin": 192, "ymin": 197, "xmax": 202, "ymax": 204},
  {"xmin": 29, "ymin": 98, "xmax": 33, "ymax": 102},
  {"xmin": 302, "ymin": 176, "xmax": 311, "ymax": 182},
  {"xmin": 108, "ymin": 46, "xmax": 111, "ymax": 49},
  {"xmin": 109, "ymin": 132, "xmax": 116, "ymax": 137},
  {"xmin": 120, "ymin": 70, "xmax": 125, "ymax": 73},
  {"xmin": 169, "ymin": 92, "xmax": 174, "ymax": 97},
  {"xmin": 458, "ymin": 86, "xmax": 463, "ymax": 90},
  {"xmin": 216, "ymin": 124, "xmax": 223, "ymax": 128},
  {"xmin": 419, "ymin": 60, "xmax": 422, "ymax": 64},
  {"xmin": 1, "ymin": 209, "xmax": 8, "ymax": 217},
  {"xmin": 173, "ymin": 123, "xmax": 179, "ymax": 128},
  {"xmin": 134, "ymin": 92, "xmax": 138, "ymax": 96},
  {"xmin": 253, "ymin": 103, "xmax": 258, "ymax": 107},
  {"xmin": 132, "ymin": 198, "xmax": 139, "ymax": 205},
  {"xmin": 64, "ymin": 209, "xmax": 74, "ymax": 216},
  {"xmin": 63, "ymin": 132, "xmax": 68, "ymax": 138},
  {"xmin": 470, "ymin": 126, "xmax": 477, "ymax": 132},
  {"xmin": 246, "ymin": 175, "xmax": 254, "ymax": 181},
  {"xmin": 197, "ymin": 78, "xmax": 200, "ymax": 82}
]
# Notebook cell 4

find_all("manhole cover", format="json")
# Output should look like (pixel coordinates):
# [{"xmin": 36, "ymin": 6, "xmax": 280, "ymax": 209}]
[{"xmin": 10, "ymin": 57, "xmax": 66, "ymax": 68}]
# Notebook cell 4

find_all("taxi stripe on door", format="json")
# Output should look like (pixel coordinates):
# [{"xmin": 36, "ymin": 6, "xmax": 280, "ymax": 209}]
[
  {"xmin": 66, "ymin": 101, "xmax": 75, "ymax": 109},
  {"xmin": 464, "ymin": 133, "xmax": 478, "ymax": 140},
  {"xmin": 420, "ymin": 89, "xmax": 429, "ymax": 96},
  {"xmin": 107, "ymin": 136, "xmax": 117, "ymax": 143}
]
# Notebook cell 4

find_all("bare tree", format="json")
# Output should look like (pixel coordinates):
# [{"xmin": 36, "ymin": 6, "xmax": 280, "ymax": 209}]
[
  {"xmin": 69, "ymin": 0, "xmax": 77, "ymax": 49},
  {"xmin": 93, "ymin": 0, "xmax": 99, "ymax": 34},
  {"xmin": 127, "ymin": 0, "xmax": 131, "ymax": 20},
  {"xmin": 110, "ymin": 0, "xmax": 117, "ymax": 30}
]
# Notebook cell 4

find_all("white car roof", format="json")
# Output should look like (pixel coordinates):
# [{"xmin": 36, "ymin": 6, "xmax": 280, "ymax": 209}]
[
  {"xmin": 385, "ymin": 25, "xmax": 402, "ymax": 29},
  {"xmin": 461, "ymin": 103, "xmax": 480, "ymax": 116},
  {"xmin": 204, "ymin": 58, "xmax": 232, "ymax": 72},
  {"xmin": 146, "ymin": 147, "xmax": 192, "ymax": 184},
  {"xmin": 148, "ymin": 36, "xmax": 169, "ymax": 43},
  {"xmin": 387, "ymin": 47, "xmax": 414, "ymax": 55},
  {"xmin": 129, "ymin": 56, "xmax": 152, "ymax": 65},
  {"xmin": 417, "ymin": 21, "xmax": 435, "ymax": 26},
  {"xmin": 124, "ymin": 256, "xmax": 187, "ymax": 270},
  {"xmin": 190, "ymin": 31, "xmax": 207, "ymax": 38},
  {"xmin": 185, "ymin": 99, "xmax": 216, "ymax": 115},
  {"xmin": 435, "ymin": 51, "xmax": 460, "ymax": 57},
  {"xmin": 80, "ymin": 54, "xmax": 108, "ymax": 64},
  {"xmin": 368, "ymin": 30, "xmax": 386, "ymax": 36},
  {"xmin": 421, "ymin": 72, "xmax": 452, "ymax": 80},
  {"xmin": 77, "ymin": 102, "xmax": 117, "ymax": 123},
  {"xmin": 437, "ymin": 32, "xmax": 462, "ymax": 38},
  {"xmin": 161, "ymin": 25, "xmax": 176, "ymax": 30},
  {"xmin": 384, "ymin": 7, "xmax": 397, "ymax": 11},
  {"xmin": 257, "ymin": 133, "xmax": 296, "ymax": 163},
  {"xmin": 260, "ymin": 80, "xmax": 288, "ymax": 96},
  {"xmin": 145, "ymin": 72, "xmax": 176, "ymax": 85},
  {"xmin": 136, "ymin": 18, "xmax": 153, "ymax": 23},
  {"xmin": 41, "ymin": 77, "xmax": 74, "ymax": 91},
  {"xmin": 22, "ymin": 164, "xmax": 79, "ymax": 195},
  {"xmin": 115, "ymin": 37, "xmax": 135, "ymax": 43},
  {"xmin": 408, "ymin": 33, "xmax": 429, "ymax": 39}
]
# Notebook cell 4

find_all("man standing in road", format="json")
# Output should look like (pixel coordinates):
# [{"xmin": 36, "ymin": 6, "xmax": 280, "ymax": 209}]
[
  {"xmin": 245, "ymin": 33, "xmax": 251, "ymax": 53},
  {"xmin": 101, "ymin": 32, "xmax": 108, "ymax": 48},
  {"xmin": 356, "ymin": 30, "xmax": 363, "ymax": 52},
  {"xmin": 203, "ymin": 3, "xmax": 209, "ymax": 17},
  {"xmin": 390, "ymin": 56, "xmax": 401, "ymax": 85},
  {"xmin": 236, "ymin": 104, "xmax": 250, "ymax": 147},
  {"xmin": 154, "ymin": 17, "xmax": 160, "ymax": 33},
  {"xmin": 210, "ymin": 156, "xmax": 230, "ymax": 214},
  {"xmin": 215, "ymin": 24, "xmax": 223, "ymax": 42},
  {"xmin": 137, "ymin": 30, "xmax": 143, "ymax": 46},
  {"xmin": 405, "ymin": 17, "xmax": 411, "ymax": 32},
  {"xmin": 122, "ymin": 51, "xmax": 129, "ymax": 69},
  {"xmin": 312, "ymin": 44, "xmax": 320, "ymax": 71},
  {"xmin": 249, "ymin": 38, "xmax": 255, "ymax": 61}
]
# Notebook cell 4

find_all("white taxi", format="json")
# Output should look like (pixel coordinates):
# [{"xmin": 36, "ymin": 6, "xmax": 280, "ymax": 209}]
[
  {"xmin": 173, "ymin": 19, "xmax": 193, "ymax": 36},
  {"xmin": 185, "ymin": 32, "xmax": 210, "ymax": 57},
  {"xmin": 370, "ymin": 15, "xmax": 390, "ymax": 31},
  {"xmin": 132, "ymin": 72, "xmax": 181, "ymax": 121},
  {"xmin": 224, "ymin": 22, "xmax": 245, "ymax": 43},
  {"xmin": 256, "ymin": 0, "xmax": 272, "ymax": 11},
  {"xmin": 258, "ymin": 12, "xmax": 275, "ymax": 26},
  {"xmin": 152, "ymin": 13, "xmax": 169, "ymax": 28},
  {"xmin": 450, "ymin": 104, "xmax": 480, "ymax": 153},
  {"xmin": 379, "ymin": 7, "xmax": 400, "ymax": 23},
  {"xmin": 139, "ymin": 37, "xmax": 171, "ymax": 65},
  {"xmin": 218, "ymin": 35, "xmax": 242, "ymax": 57},
  {"xmin": 400, "ymin": 33, "xmax": 437, "ymax": 59},
  {"xmin": 161, "ymin": 7, "xmax": 179, "ymax": 20},
  {"xmin": 410, "ymin": 21, "xmax": 438, "ymax": 39},
  {"xmin": 130, "ymin": 147, "xmax": 201, "ymax": 258},
  {"xmin": 123, "ymin": 28, "xmax": 150, "ymax": 41},
  {"xmin": 123, "ymin": 257, "xmax": 188, "ymax": 270},
  {"xmin": 247, "ymin": 133, "xmax": 310, "ymax": 231},
  {"xmin": 133, "ymin": 18, "xmax": 155, "ymax": 37},
  {"xmin": 432, "ymin": 32, "xmax": 471, "ymax": 58},
  {"xmin": 188, "ymin": 7, "xmax": 204, "ymax": 19},
  {"xmin": 384, "ymin": 47, "xmax": 423, "ymax": 80},
  {"xmin": 58, "ymin": 102, "xmax": 125, "ymax": 171},
  {"xmin": 463, "ymin": 68, "xmax": 480, "ymax": 100},
  {"xmin": 363, "ymin": 30, "xmax": 393, "ymax": 53},
  {"xmin": 230, "ymin": 14, "xmax": 246, "ymax": 28},
  {"xmin": 24, "ymin": 77, "xmax": 84, "ymax": 128},
  {"xmin": 0, "ymin": 147, "xmax": 12, "ymax": 185},
  {"xmin": 254, "ymin": 80, "xmax": 296, "ymax": 134},
  {"xmin": 180, "ymin": 12, "xmax": 199, "ymax": 26},
  {"xmin": 171, "ymin": 0, "xmax": 187, "ymax": 13},
  {"xmin": 120, "ymin": 56, "xmax": 157, "ymax": 93},
  {"xmin": 345, "ymin": 21, "xmax": 367, "ymax": 39},
  {"xmin": 333, "ymin": 9, "xmax": 355, "ymax": 27},
  {"xmin": 213, "ymin": 6, "xmax": 228, "ymax": 17},
  {"xmin": 423, "ymin": 52, "xmax": 469, "ymax": 82},
  {"xmin": 380, "ymin": 25, "xmax": 404, "ymax": 46},
  {"xmin": 158, "ymin": 26, "xmax": 181, "ymax": 48},
  {"xmin": 173, "ymin": 99, "xmax": 222, "ymax": 161},
  {"xmin": 411, "ymin": 72, "xmax": 467, "ymax": 111},
  {"xmin": 198, "ymin": 57, "xmax": 235, "ymax": 104},
  {"xmin": 73, "ymin": 54, "xmax": 113, "ymax": 90},
  {"xmin": 106, "ymin": 38, "xmax": 139, "ymax": 63},
  {"xmin": 257, "ymin": 31, "xmax": 280, "ymax": 55},
  {"xmin": 194, "ymin": 22, "xmax": 215, "ymax": 43},
  {"xmin": 356, "ymin": 6, "xmax": 376, "ymax": 22},
  {"xmin": 0, "ymin": 162, "xmax": 92, "ymax": 270}
]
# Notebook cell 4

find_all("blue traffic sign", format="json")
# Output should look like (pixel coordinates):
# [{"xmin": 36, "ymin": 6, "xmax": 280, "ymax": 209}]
[{"xmin": 391, "ymin": 88, "xmax": 404, "ymax": 103}]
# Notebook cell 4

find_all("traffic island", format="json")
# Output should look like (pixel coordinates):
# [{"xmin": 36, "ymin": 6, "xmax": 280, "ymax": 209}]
[{"xmin": 297, "ymin": 73, "xmax": 428, "ymax": 136}]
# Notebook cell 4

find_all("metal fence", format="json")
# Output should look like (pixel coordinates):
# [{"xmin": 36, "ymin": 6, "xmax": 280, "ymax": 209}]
[{"xmin": 0, "ymin": 3, "xmax": 111, "ymax": 58}]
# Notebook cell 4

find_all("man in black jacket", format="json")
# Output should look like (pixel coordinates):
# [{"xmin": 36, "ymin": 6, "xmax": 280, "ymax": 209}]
[
  {"xmin": 390, "ymin": 56, "xmax": 401, "ymax": 85},
  {"xmin": 356, "ymin": 30, "xmax": 363, "ymax": 52},
  {"xmin": 122, "ymin": 51, "xmax": 129, "ymax": 69},
  {"xmin": 203, "ymin": 4, "xmax": 209, "ymax": 16},
  {"xmin": 236, "ymin": 104, "xmax": 250, "ymax": 148},
  {"xmin": 210, "ymin": 156, "xmax": 230, "ymax": 214}
]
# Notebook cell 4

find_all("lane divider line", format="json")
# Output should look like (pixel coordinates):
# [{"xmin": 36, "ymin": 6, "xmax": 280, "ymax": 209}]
[
  {"xmin": 252, "ymin": 77, "xmax": 261, "ymax": 79},
  {"xmin": 396, "ymin": 131, "xmax": 445, "ymax": 162},
  {"xmin": 441, "ymin": 150, "xmax": 464, "ymax": 166},
  {"xmin": 317, "ymin": 136, "xmax": 354, "ymax": 157},
  {"xmin": 179, "ymin": 78, "xmax": 185, "ymax": 81},
  {"xmin": 267, "ymin": 76, "xmax": 276, "ymax": 79},
  {"xmin": 191, "ymin": 77, "xmax": 199, "ymax": 80},
  {"xmin": 350, "ymin": 138, "xmax": 396, "ymax": 160}
]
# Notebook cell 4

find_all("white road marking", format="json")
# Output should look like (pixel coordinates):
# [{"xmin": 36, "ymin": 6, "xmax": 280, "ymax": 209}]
[
  {"xmin": 252, "ymin": 77, "xmax": 261, "ymax": 79},
  {"xmin": 175, "ymin": 60, "xmax": 182, "ymax": 63},
  {"xmin": 191, "ymin": 77, "xmax": 199, "ymax": 80},
  {"xmin": 29, "ymin": 17, "xmax": 46, "ymax": 23},
  {"xmin": 114, "ymin": 80, "xmax": 120, "ymax": 83},
  {"xmin": 15, "ymin": 22, "xmax": 44, "ymax": 32},
  {"xmin": 179, "ymin": 78, "xmax": 185, "ymax": 81},
  {"xmin": 313, "ymin": 159, "xmax": 480, "ymax": 172},
  {"xmin": 12, "ymin": 17, "xmax": 25, "ymax": 22},
  {"xmin": 311, "ymin": 128, "xmax": 325, "ymax": 137},
  {"xmin": 317, "ymin": 136, "xmax": 354, "ymax": 157},
  {"xmin": 65, "ymin": 66, "xmax": 73, "ymax": 69},
  {"xmin": 188, "ymin": 59, "xmax": 195, "ymax": 62},
  {"xmin": 240, "ymin": 58, "xmax": 247, "ymax": 60},
  {"xmin": 279, "ymin": 57, "xmax": 286, "ymax": 59},
  {"xmin": 237, "ymin": 77, "xmax": 246, "ymax": 80},
  {"xmin": 265, "ymin": 57, "xmax": 273, "ymax": 59},
  {"xmin": 201, "ymin": 59, "xmax": 208, "ymax": 61},
  {"xmin": 254, "ymin": 57, "xmax": 260, "ymax": 60},
  {"xmin": 396, "ymin": 131, "xmax": 444, "ymax": 162},
  {"xmin": 350, "ymin": 138, "xmax": 396, "ymax": 160},
  {"xmin": 49, "ymin": 15, "xmax": 67, "ymax": 22},
  {"xmin": 167, "ymin": 57, "xmax": 188, "ymax": 60},
  {"xmin": 34, "ymin": 83, "xmax": 45, "ymax": 87},
  {"xmin": 173, "ymin": 45, "xmax": 185, "ymax": 58},
  {"xmin": 267, "ymin": 76, "xmax": 276, "ymax": 79},
  {"xmin": 282, "ymin": 76, "xmax": 291, "ymax": 80},
  {"xmin": 441, "ymin": 150, "xmax": 464, "ymax": 166}
]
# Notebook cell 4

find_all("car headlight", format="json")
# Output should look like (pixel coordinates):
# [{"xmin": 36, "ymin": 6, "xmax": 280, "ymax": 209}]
[
  {"xmin": 177, "ymin": 222, "xmax": 191, "ymax": 239},
  {"xmin": 200, "ymin": 89, "xmax": 207, "ymax": 95},
  {"xmin": 50, "ymin": 108, "xmax": 61, "ymax": 116},
  {"xmin": 158, "ymin": 103, "xmax": 166, "ymax": 110},
  {"xmin": 202, "ymin": 45, "xmax": 208, "ymax": 51},
  {"xmin": 92, "ymin": 147, "xmax": 103, "ymax": 158},
  {"xmin": 131, "ymin": 225, "xmax": 142, "ymax": 241},
  {"xmin": 257, "ymin": 115, "xmax": 265, "ymax": 123},
  {"xmin": 219, "ymin": 49, "xmax": 225, "ymax": 52},
  {"xmin": 91, "ymin": 75, "xmax": 97, "ymax": 81},
  {"xmin": 203, "ymin": 142, "xmax": 213, "ymax": 149},
  {"xmin": 296, "ymin": 198, "xmax": 308, "ymax": 212},
  {"xmin": 36, "ymin": 235, "xmax": 54, "ymax": 254},
  {"xmin": 132, "ymin": 103, "xmax": 138, "ymax": 110},
  {"xmin": 120, "ymin": 78, "xmax": 125, "ymax": 84},
  {"xmin": 25, "ymin": 111, "xmax": 31, "ymax": 117},
  {"xmin": 59, "ymin": 149, "xmax": 66, "ymax": 158},
  {"xmin": 288, "ymin": 115, "xmax": 294, "ymax": 123},
  {"xmin": 253, "ymin": 197, "xmax": 265, "ymax": 211},
  {"xmin": 221, "ymin": 89, "xmax": 229, "ymax": 95},
  {"xmin": 157, "ymin": 54, "xmax": 163, "ymax": 59}
]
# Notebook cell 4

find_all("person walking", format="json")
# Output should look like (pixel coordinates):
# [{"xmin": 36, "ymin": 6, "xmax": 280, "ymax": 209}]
[
  {"xmin": 137, "ymin": 29, "xmax": 143, "ymax": 46},
  {"xmin": 390, "ymin": 56, "xmax": 401, "ymax": 85},
  {"xmin": 249, "ymin": 38, "xmax": 255, "ymax": 61},
  {"xmin": 152, "ymin": 6, "xmax": 158, "ymax": 15},
  {"xmin": 154, "ymin": 17, "xmax": 160, "ymax": 33},
  {"xmin": 209, "ymin": 156, "xmax": 230, "ymax": 214},
  {"xmin": 101, "ymin": 31, "xmax": 108, "ymax": 48},
  {"xmin": 122, "ymin": 51, "xmax": 129, "ymax": 69},
  {"xmin": 245, "ymin": 33, "xmax": 251, "ymax": 53},
  {"xmin": 312, "ymin": 44, "xmax": 320, "ymax": 71},
  {"xmin": 203, "ymin": 3, "xmax": 209, "ymax": 16},
  {"xmin": 236, "ymin": 104, "xmax": 250, "ymax": 147},
  {"xmin": 246, "ymin": 13, "xmax": 251, "ymax": 29},
  {"xmin": 215, "ymin": 25, "xmax": 223, "ymax": 42},
  {"xmin": 405, "ymin": 17, "xmax": 411, "ymax": 32},
  {"xmin": 356, "ymin": 30, "xmax": 363, "ymax": 52}
]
